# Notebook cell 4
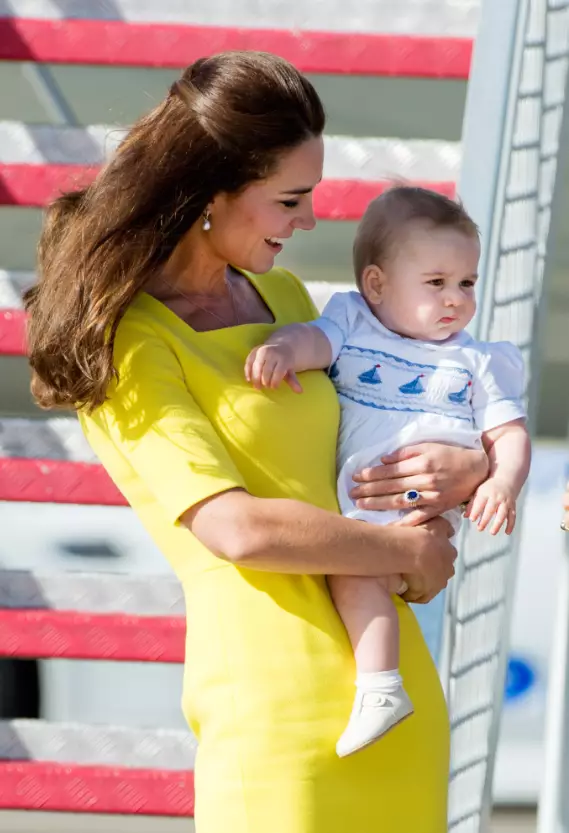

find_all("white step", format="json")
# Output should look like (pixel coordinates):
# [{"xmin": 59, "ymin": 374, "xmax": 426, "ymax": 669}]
[
  {"xmin": 0, "ymin": 122, "xmax": 462, "ymax": 182},
  {"xmin": 4, "ymin": 0, "xmax": 481, "ymax": 37}
]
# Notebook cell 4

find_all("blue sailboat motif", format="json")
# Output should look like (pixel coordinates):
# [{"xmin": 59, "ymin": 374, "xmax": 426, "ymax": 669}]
[
  {"xmin": 399, "ymin": 373, "xmax": 425, "ymax": 395},
  {"xmin": 329, "ymin": 362, "xmax": 340, "ymax": 380},
  {"xmin": 358, "ymin": 363, "xmax": 382, "ymax": 384},
  {"xmin": 448, "ymin": 380, "xmax": 472, "ymax": 405}
]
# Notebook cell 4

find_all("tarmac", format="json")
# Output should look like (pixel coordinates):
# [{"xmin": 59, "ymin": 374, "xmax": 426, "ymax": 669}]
[{"xmin": 0, "ymin": 807, "xmax": 539, "ymax": 832}]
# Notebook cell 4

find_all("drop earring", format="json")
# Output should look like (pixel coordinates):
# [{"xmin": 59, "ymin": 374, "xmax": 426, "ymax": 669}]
[{"xmin": 202, "ymin": 209, "xmax": 211, "ymax": 231}]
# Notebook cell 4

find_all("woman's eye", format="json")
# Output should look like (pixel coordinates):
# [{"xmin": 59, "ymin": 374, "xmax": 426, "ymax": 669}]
[{"xmin": 281, "ymin": 200, "xmax": 299, "ymax": 209}]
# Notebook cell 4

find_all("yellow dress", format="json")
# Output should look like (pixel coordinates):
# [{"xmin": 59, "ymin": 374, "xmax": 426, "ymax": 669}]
[{"xmin": 79, "ymin": 267, "xmax": 449, "ymax": 833}]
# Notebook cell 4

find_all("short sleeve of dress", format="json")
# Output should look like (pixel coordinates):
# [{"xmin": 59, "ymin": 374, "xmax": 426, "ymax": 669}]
[
  {"xmin": 470, "ymin": 341, "xmax": 527, "ymax": 432},
  {"xmin": 309, "ymin": 292, "xmax": 359, "ymax": 362},
  {"xmin": 80, "ymin": 316, "xmax": 247, "ymax": 526}
]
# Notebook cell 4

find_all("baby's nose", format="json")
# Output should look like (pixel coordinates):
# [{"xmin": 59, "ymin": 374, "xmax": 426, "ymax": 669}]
[{"xmin": 444, "ymin": 290, "xmax": 462, "ymax": 306}]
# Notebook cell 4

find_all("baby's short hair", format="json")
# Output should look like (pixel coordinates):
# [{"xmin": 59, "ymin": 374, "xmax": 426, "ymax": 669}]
[{"xmin": 353, "ymin": 186, "xmax": 479, "ymax": 288}]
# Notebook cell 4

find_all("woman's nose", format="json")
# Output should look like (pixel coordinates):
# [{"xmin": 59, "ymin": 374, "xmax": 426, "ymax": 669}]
[{"xmin": 295, "ymin": 198, "xmax": 317, "ymax": 231}]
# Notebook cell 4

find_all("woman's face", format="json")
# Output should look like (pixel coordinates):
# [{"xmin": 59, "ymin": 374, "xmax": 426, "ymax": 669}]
[{"xmin": 209, "ymin": 136, "xmax": 324, "ymax": 274}]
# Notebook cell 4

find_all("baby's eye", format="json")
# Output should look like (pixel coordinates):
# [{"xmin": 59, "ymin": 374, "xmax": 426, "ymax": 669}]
[
  {"xmin": 281, "ymin": 200, "xmax": 299, "ymax": 209},
  {"xmin": 427, "ymin": 278, "xmax": 444, "ymax": 287},
  {"xmin": 460, "ymin": 279, "xmax": 476, "ymax": 288}
]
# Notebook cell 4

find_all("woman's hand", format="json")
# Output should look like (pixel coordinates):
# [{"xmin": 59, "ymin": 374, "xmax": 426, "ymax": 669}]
[
  {"xmin": 350, "ymin": 442, "xmax": 489, "ymax": 525},
  {"xmin": 398, "ymin": 516, "xmax": 457, "ymax": 604}
]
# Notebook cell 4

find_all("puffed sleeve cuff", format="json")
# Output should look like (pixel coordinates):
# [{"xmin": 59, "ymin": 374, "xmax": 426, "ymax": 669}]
[
  {"xmin": 471, "ymin": 341, "xmax": 527, "ymax": 432},
  {"xmin": 308, "ymin": 292, "xmax": 354, "ymax": 362}
]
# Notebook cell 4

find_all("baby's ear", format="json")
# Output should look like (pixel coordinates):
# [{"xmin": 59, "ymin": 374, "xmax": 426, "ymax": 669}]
[{"xmin": 361, "ymin": 264, "xmax": 385, "ymax": 304}]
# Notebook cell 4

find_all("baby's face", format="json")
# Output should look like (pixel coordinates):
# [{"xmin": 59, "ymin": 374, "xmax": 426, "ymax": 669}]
[{"xmin": 366, "ymin": 223, "xmax": 480, "ymax": 341}]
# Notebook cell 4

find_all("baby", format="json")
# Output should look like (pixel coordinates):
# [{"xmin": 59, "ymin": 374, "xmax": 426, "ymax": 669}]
[{"xmin": 245, "ymin": 186, "xmax": 531, "ymax": 758}]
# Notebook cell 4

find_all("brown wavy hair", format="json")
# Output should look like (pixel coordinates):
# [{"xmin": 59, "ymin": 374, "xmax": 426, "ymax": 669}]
[{"xmin": 25, "ymin": 51, "xmax": 325, "ymax": 412}]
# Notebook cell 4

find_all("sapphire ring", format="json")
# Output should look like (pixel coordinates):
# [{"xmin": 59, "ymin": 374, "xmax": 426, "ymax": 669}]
[{"xmin": 403, "ymin": 489, "xmax": 421, "ymax": 507}]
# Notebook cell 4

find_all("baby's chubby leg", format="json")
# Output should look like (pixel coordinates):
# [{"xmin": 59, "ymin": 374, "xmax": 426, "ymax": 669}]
[
  {"xmin": 327, "ymin": 574, "xmax": 400, "ymax": 671},
  {"xmin": 327, "ymin": 574, "xmax": 414, "ymax": 757}
]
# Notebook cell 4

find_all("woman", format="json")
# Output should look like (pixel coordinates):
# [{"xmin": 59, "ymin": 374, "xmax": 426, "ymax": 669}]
[{"xmin": 25, "ymin": 52, "xmax": 488, "ymax": 832}]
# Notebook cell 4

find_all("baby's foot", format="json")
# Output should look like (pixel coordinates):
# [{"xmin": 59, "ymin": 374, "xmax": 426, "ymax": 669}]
[{"xmin": 336, "ymin": 686, "xmax": 414, "ymax": 758}]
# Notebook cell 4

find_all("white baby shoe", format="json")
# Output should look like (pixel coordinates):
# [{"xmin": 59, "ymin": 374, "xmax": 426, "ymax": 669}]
[{"xmin": 336, "ymin": 686, "xmax": 414, "ymax": 758}]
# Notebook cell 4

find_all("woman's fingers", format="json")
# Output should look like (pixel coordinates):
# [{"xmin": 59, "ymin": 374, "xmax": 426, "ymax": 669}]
[
  {"xmin": 421, "ymin": 515, "xmax": 455, "ymax": 539},
  {"xmin": 400, "ymin": 588, "xmax": 425, "ymax": 604},
  {"xmin": 350, "ymin": 476, "xmax": 436, "ymax": 500},
  {"xmin": 400, "ymin": 518, "xmax": 456, "ymax": 603},
  {"xmin": 402, "ymin": 590, "xmax": 435, "ymax": 605},
  {"xmin": 351, "ymin": 445, "xmax": 488, "ymax": 515},
  {"xmin": 379, "ymin": 444, "xmax": 427, "ymax": 465},
  {"xmin": 354, "ymin": 490, "xmax": 440, "ymax": 512},
  {"xmin": 395, "ymin": 506, "xmax": 441, "ymax": 526},
  {"xmin": 382, "ymin": 574, "xmax": 408, "ymax": 595},
  {"xmin": 352, "ymin": 455, "xmax": 425, "ymax": 483}
]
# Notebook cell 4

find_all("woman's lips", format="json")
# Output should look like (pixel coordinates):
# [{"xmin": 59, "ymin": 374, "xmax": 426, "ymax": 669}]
[{"xmin": 265, "ymin": 236, "xmax": 285, "ymax": 253}]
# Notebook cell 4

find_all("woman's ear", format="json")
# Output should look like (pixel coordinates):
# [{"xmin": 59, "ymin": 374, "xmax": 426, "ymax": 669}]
[{"xmin": 361, "ymin": 264, "xmax": 385, "ymax": 305}]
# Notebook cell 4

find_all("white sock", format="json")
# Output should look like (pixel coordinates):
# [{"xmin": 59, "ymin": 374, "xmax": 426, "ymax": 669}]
[{"xmin": 356, "ymin": 670, "xmax": 402, "ymax": 694}]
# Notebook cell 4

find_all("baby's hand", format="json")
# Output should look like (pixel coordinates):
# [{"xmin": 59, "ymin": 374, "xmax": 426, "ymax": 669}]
[
  {"xmin": 464, "ymin": 478, "xmax": 517, "ymax": 536},
  {"xmin": 245, "ymin": 344, "xmax": 303, "ymax": 393}
]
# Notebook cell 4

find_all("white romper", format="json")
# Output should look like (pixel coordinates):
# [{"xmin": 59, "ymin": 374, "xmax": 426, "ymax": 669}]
[{"xmin": 312, "ymin": 291, "xmax": 527, "ymax": 533}]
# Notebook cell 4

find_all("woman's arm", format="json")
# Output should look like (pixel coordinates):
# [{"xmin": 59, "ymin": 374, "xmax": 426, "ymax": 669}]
[
  {"xmin": 349, "ymin": 442, "xmax": 489, "ymax": 525},
  {"xmin": 87, "ymin": 320, "xmax": 455, "ymax": 603},
  {"xmin": 181, "ymin": 488, "xmax": 457, "ymax": 604}
]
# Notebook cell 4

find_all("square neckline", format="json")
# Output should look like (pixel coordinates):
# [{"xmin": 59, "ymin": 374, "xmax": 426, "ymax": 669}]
[{"xmin": 137, "ymin": 267, "xmax": 278, "ymax": 336}]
